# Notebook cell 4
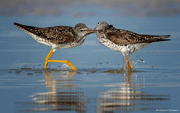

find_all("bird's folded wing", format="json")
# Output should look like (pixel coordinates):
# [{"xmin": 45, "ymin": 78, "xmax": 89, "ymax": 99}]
[
  {"xmin": 105, "ymin": 29, "xmax": 170, "ymax": 45},
  {"xmin": 42, "ymin": 26, "xmax": 76, "ymax": 44}
]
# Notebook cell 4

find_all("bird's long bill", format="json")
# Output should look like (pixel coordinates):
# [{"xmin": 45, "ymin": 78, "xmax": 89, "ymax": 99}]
[
  {"xmin": 85, "ymin": 28, "xmax": 95, "ymax": 34},
  {"xmin": 93, "ymin": 27, "xmax": 101, "ymax": 32},
  {"xmin": 93, "ymin": 27, "xmax": 97, "ymax": 31}
]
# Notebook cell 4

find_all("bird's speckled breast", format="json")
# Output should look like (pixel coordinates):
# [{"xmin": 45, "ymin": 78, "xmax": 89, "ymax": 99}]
[{"xmin": 97, "ymin": 32, "xmax": 123, "ymax": 52}]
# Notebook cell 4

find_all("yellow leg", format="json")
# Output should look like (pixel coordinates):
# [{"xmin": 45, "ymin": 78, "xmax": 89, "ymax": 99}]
[
  {"xmin": 44, "ymin": 49, "xmax": 54, "ymax": 69},
  {"xmin": 48, "ymin": 60, "xmax": 77, "ymax": 71},
  {"xmin": 126, "ymin": 56, "xmax": 132, "ymax": 71},
  {"xmin": 44, "ymin": 49, "xmax": 77, "ymax": 71}
]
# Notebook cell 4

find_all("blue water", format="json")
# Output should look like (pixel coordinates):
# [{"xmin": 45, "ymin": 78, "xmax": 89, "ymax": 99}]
[{"xmin": 0, "ymin": 14, "xmax": 180, "ymax": 113}]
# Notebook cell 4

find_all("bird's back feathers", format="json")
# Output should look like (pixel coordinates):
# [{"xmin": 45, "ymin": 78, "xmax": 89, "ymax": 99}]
[
  {"xmin": 14, "ymin": 22, "xmax": 76, "ymax": 44},
  {"xmin": 104, "ymin": 26, "xmax": 170, "ymax": 45}
]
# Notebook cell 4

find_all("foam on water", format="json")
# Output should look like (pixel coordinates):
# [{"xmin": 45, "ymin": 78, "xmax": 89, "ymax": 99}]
[
  {"xmin": 122, "ymin": 54, "xmax": 145, "ymax": 72},
  {"xmin": 60, "ymin": 64, "xmax": 71, "ymax": 70}
]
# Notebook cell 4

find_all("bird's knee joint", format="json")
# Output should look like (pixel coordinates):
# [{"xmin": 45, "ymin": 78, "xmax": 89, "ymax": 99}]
[{"xmin": 65, "ymin": 60, "xmax": 70, "ymax": 64}]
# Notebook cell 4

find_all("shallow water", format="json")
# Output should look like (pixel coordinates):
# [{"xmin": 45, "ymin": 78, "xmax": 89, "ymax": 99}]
[
  {"xmin": 0, "ymin": 14, "xmax": 180, "ymax": 113},
  {"xmin": 1, "ymin": 68, "xmax": 180, "ymax": 113}
]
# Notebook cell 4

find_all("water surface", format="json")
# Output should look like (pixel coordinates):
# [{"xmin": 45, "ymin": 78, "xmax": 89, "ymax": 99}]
[{"xmin": 0, "ymin": 11, "xmax": 180, "ymax": 113}]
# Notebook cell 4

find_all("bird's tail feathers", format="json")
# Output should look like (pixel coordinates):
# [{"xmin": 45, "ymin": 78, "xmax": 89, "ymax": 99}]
[
  {"xmin": 14, "ymin": 22, "xmax": 38, "ymax": 33},
  {"xmin": 155, "ymin": 35, "xmax": 171, "ymax": 41},
  {"xmin": 157, "ymin": 35, "xmax": 170, "ymax": 39}
]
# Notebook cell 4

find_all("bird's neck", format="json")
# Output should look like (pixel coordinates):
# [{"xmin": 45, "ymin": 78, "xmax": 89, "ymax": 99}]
[
  {"xmin": 76, "ymin": 36, "xmax": 86, "ymax": 43},
  {"xmin": 96, "ymin": 31, "xmax": 105, "ymax": 39}
]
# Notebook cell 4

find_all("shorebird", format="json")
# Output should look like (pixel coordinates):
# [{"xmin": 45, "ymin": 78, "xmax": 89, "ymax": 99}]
[
  {"xmin": 94, "ymin": 21, "xmax": 170, "ymax": 70},
  {"xmin": 14, "ymin": 22, "xmax": 94, "ymax": 71}
]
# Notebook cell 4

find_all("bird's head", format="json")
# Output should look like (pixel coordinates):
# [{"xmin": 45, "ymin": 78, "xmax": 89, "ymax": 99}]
[
  {"xmin": 94, "ymin": 21, "xmax": 110, "ymax": 31},
  {"xmin": 74, "ymin": 23, "xmax": 95, "ymax": 37}
]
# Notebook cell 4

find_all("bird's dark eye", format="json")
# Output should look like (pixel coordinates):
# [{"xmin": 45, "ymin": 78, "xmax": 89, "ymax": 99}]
[
  {"xmin": 80, "ymin": 29, "xmax": 84, "ymax": 31},
  {"xmin": 98, "ymin": 22, "xmax": 100, "ymax": 24}
]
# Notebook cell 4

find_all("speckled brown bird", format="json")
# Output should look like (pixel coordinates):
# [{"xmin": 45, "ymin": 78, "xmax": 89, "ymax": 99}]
[
  {"xmin": 94, "ymin": 21, "xmax": 170, "ymax": 70},
  {"xmin": 14, "ymin": 22, "xmax": 94, "ymax": 71}
]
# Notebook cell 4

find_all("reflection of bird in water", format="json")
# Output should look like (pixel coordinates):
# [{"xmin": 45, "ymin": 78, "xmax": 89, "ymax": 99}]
[
  {"xmin": 94, "ymin": 22, "xmax": 170, "ymax": 70},
  {"xmin": 14, "ymin": 23, "xmax": 94, "ymax": 71},
  {"xmin": 29, "ymin": 71, "xmax": 86, "ymax": 113},
  {"xmin": 98, "ymin": 71, "xmax": 169, "ymax": 112}
]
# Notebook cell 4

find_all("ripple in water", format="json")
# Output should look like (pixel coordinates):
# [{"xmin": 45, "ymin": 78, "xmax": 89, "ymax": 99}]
[{"xmin": 122, "ymin": 55, "xmax": 145, "ymax": 72}]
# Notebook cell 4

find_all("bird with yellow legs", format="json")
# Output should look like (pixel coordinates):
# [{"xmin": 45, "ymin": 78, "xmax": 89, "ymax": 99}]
[
  {"xmin": 14, "ymin": 22, "xmax": 94, "ymax": 71},
  {"xmin": 94, "ymin": 21, "xmax": 170, "ymax": 71}
]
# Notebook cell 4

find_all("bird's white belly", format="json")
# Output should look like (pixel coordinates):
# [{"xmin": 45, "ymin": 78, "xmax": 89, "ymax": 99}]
[
  {"xmin": 98, "ymin": 37, "xmax": 148, "ymax": 56},
  {"xmin": 55, "ymin": 42, "xmax": 83, "ymax": 49}
]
